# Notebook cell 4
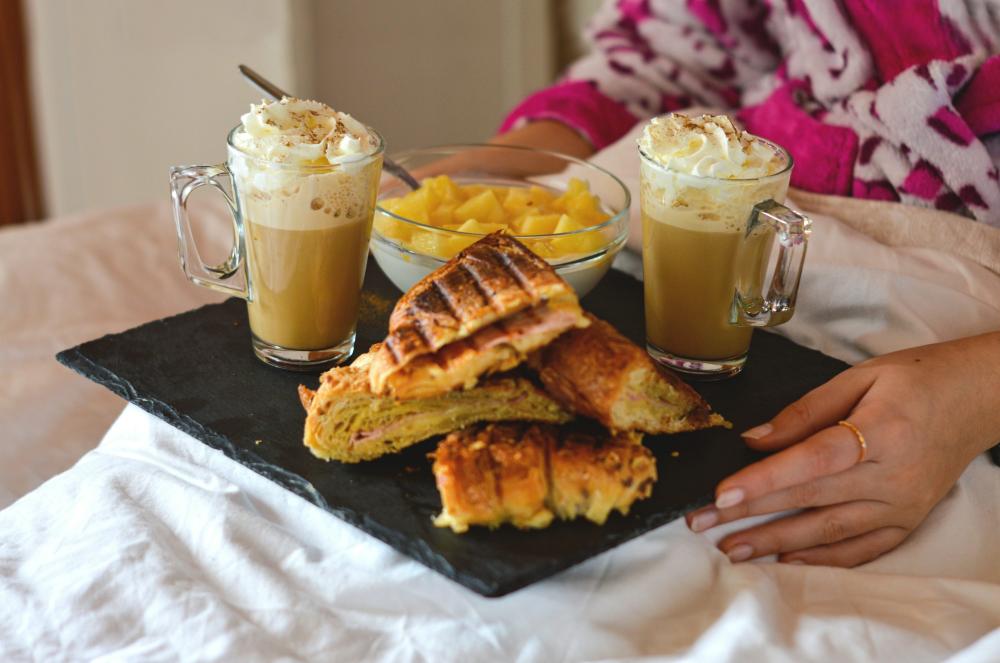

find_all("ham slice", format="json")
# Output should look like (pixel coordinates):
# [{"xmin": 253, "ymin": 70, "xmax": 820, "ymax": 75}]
[
  {"xmin": 380, "ymin": 301, "xmax": 584, "ymax": 400},
  {"xmin": 469, "ymin": 303, "xmax": 583, "ymax": 353}
]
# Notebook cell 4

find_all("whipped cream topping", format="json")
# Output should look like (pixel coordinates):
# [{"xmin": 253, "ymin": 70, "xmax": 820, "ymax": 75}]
[
  {"xmin": 232, "ymin": 97, "xmax": 377, "ymax": 166},
  {"xmin": 638, "ymin": 114, "xmax": 783, "ymax": 179}
]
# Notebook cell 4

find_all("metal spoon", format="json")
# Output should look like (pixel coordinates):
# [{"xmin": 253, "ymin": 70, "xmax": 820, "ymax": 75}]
[{"xmin": 238, "ymin": 64, "xmax": 420, "ymax": 190}]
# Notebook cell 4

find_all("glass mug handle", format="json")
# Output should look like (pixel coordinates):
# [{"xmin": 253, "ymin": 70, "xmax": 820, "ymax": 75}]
[
  {"xmin": 168, "ymin": 164, "xmax": 248, "ymax": 298},
  {"xmin": 732, "ymin": 199, "xmax": 812, "ymax": 327}
]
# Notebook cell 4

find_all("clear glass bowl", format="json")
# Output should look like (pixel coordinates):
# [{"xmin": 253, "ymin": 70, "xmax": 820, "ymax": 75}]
[{"xmin": 370, "ymin": 144, "xmax": 630, "ymax": 296}]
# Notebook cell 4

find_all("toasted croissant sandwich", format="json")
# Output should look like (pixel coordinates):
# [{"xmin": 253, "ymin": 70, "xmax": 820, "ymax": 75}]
[
  {"xmin": 531, "ymin": 314, "xmax": 730, "ymax": 433},
  {"xmin": 431, "ymin": 423, "xmax": 656, "ymax": 533},
  {"xmin": 368, "ymin": 233, "xmax": 589, "ymax": 400},
  {"xmin": 299, "ymin": 358, "xmax": 571, "ymax": 463}
]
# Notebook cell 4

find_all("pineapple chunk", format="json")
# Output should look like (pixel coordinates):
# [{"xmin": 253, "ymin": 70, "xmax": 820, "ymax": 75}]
[
  {"xmin": 448, "ymin": 237, "xmax": 478, "ymax": 256},
  {"xmin": 454, "ymin": 190, "xmax": 505, "ymax": 225},
  {"xmin": 507, "ymin": 213, "xmax": 526, "ymax": 233},
  {"xmin": 393, "ymin": 198, "xmax": 429, "ymax": 225},
  {"xmin": 379, "ymin": 198, "xmax": 402, "ymax": 214},
  {"xmin": 565, "ymin": 193, "xmax": 603, "ymax": 225},
  {"xmin": 551, "ymin": 214, "xmax": 605, "ymax": 255},
  {"xmin": 441, "ymin": 218, "xmax": 508, "ymax": 256},
  {"xmin": 447, "ymin": 221, "xmax": 491, "ymax": 255},
  {"xmin": 461, "ymin": 184, "xmax": 488, "ymax": 199},
  {"xmin": 553, "ymin": 214, "xmax": 584, "ymax": 234},
  {"xmin": 552, "ymin": 179, "xmax": 589, "ymax": 214},
  {"xmin": 429, "ymin": 203, "xmax": 458, "ymax": 227},
  {"xmin": 456, "ymin": 218, "xmax": 506, "ymax": 235},
  {"xmin": 409, "ymin": 229, "xmax": 449, "ymax": 259},
  {"xmin": 374, "ymin": 213, "xmax": 411, "ymax": 242},
  {"xmin": 427, "ymin": 175, "xmax": 462, "ymax": 203},
  {"xmin": 524, "ymin": 238, "xmax": 556, "ymax": 259},
  {"xmin": 490, "ymin": 186, "xmax": 512, "ymax": 201},
  {"xmin": 502, "ymin": 187, "xmax": 532, "ymax": 216},
  {"xmin": 527, "ymin": 185, "xmax": 556, "ymax": 207},
  {"xmin": 519, "ymin": 214, "xmax": 561, "ymax": 235},
  {"xmin": 410, "ymin": 185, "xmax": 441, "ymax": 213}
]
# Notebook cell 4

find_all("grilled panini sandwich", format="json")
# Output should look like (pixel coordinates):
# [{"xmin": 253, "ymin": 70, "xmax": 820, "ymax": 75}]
[
  {"xmin": 431, "ymin": 423, "xmax": 656, "ymax": 533},
  {"xmin": 299, "ymin": 357, "xmax": 570, "ymax": 463},
  {"xmin": 368, "ymin": 233, "xmax": 589, "ymax": 400},
  {"xmin": 531, "ymin": 315, "xmax": 730, "ymax": 433}
]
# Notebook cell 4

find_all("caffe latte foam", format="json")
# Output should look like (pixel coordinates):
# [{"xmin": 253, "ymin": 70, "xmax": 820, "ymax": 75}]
[
  {"xmin": 229, "ymin": 98, "xmax": 381, "ymax": 232},
  {"xmin": 234, "ymin": 97, "xmax": 377, "ymax": 166},
  {"xmin": 638, "ymin": 114, "xmax": 787, "ymax": 233},
  {"xmin": 638, "ymin": 113, "xmax": 782, "ymax": 179}
]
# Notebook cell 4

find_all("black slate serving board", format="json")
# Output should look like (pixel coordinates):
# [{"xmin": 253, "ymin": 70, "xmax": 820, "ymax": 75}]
[{"xmin": 57, "ymin": 259, "xmax": 848, "ymax": 597}]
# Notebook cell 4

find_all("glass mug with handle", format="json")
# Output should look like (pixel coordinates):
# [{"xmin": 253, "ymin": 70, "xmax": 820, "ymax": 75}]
[
  {"xmin": 169, "ymin": 115, "xmax": 384, "ymax": 370},
  {"xmin": 639, "ymin": 118, "xmax": 810, "ymax": 379}
]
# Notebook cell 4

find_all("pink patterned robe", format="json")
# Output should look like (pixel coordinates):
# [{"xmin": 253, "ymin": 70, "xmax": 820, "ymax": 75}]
[{"xmin": 501, "ymin": 0, "xmax": 1000, "ymax": 227}]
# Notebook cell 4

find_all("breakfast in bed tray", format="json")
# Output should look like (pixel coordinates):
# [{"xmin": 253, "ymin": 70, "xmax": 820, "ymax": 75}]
[{"xmin": 299, "ymin": 232, "xmax": 730, "ymax": 533}]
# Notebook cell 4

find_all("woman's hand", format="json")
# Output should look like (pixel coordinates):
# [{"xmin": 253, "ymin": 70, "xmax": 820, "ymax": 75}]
[{"xmin": 686, "ymin": 331, "xmax": 1000, "ymax": 567}]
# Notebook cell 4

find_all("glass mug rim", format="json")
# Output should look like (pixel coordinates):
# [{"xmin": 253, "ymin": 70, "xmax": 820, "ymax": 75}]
[
  {"xmin": 225, "ymin": 123, "xmax": 386, "ymax": 171},
  {"xmin": 637, "ymin": 135, "xmax": 794, "ymax": 184}
]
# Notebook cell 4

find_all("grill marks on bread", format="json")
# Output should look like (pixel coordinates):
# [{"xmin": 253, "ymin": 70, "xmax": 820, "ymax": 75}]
[
  {"xmin": 431, "ymin": 423, "xmax": 657, "ymax": 533},
  {"xmin": 385, "ymin": 234, "xmax": 563, "ymax": 360},
  {"xmin": 371, "ymin": 233, "xmax": 583, "ymax": 397}
]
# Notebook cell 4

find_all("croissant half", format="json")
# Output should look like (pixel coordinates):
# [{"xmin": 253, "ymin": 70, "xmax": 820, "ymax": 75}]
[
  {"xmin": 431, "ymin": 423, "xmax": 657, "ymax": 533},
  {"xmin": 531, "ymin": 314, "xmax": 730, "ymax": 433},
  {"xmin": 300, "ymin": 363, "xmax": 570, "ymax": 463}
]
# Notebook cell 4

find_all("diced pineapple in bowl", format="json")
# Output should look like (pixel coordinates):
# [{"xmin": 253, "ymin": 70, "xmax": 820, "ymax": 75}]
[{"xmin": 370, "ymin": 144, "xmax": 630, "ymax": 296}]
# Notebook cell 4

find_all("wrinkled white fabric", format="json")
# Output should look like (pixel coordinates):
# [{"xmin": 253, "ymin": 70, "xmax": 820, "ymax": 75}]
[
  {"xmin": 0, "ymin": 201, "xmax": 227, "ymax": 508},
  {"xmin": 1, "ymin": 134, "xmax": 999, "ymax": 660},
  {"xmin": 0, "ymin": 406, "xmax": 997, "ymax": 662}
]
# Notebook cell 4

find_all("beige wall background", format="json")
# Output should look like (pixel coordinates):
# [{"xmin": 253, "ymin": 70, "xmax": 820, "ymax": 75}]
[
  {"xmin": 26, "ymin": 0, "xmax": 604, "ymax": 218},
  {"xmin": 26, "ymin": 0, "xmax": 304, "ymax": 217}
]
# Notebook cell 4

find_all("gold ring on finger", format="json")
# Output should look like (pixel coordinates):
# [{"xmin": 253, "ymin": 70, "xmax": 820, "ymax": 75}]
[{"xmin": 837, "ymin": 420, "xmax": 867, "ymax": 464}]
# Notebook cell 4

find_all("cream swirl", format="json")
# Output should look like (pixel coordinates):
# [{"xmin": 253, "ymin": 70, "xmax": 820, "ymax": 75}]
[
  {"xmin": 232, "ymin": 97, "xmax": 377, "ymax": 166},
  {"xmin": 639, "ymin": 113, "xmax": 783, "ymax": 179}
]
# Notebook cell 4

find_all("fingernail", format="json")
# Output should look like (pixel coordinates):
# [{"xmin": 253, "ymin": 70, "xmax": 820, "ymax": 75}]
[
  {"xmin": 742, "ymin": 423, "xmax": 773, "ymax": 440},
  {"xmin": 689, "ymin": 510, "xmax": 718, "ymax": 532},
  {"xmin": 715, "ymin": 488, "xmax": 745, "ymax": 509},
  {"xmin": 726, "ymin": 543, "xmax": 754, "ymax": 563}
]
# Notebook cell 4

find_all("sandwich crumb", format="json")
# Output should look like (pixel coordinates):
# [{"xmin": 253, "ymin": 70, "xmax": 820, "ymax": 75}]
[{"xmin": 358, "ymin": 291, "xmax": 394, "ymax": 324}]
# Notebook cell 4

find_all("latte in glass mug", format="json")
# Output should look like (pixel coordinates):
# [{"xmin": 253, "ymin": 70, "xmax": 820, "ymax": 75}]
[
  {"xmin": 638, "ymin": 113, "xmax": 810, "ymax": 379},
  {"xmin": 170, "ymin": 97, "xmax": 384, "ymax": 369}
]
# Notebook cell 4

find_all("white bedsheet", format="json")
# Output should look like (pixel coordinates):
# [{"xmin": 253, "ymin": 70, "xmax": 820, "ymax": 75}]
[
  {"xmin": 1, "ymin": 135, "xmax": 999, "ymax": 660},
  {"xmin": 1, "ymin": 405, "xmax": 998, "ymax": 662},
  {"xmin": 0, "ymin": 202, "xmax": 227, "ymax": 508}
]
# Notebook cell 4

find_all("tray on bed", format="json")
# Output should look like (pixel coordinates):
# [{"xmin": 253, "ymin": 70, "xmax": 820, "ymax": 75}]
[{"xmin": 56, "ymin": 258, "xmax": 848, "ymax": 597}]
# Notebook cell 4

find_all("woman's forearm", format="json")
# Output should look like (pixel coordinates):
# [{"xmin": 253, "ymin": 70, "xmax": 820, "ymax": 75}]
[
  {"xmin": 492, "ymin": 120, "xmax": 595, "ymax": 160},
  {"xmin": 935, "ymin": 330, "xmax": 1000, "ymax": 457}
]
